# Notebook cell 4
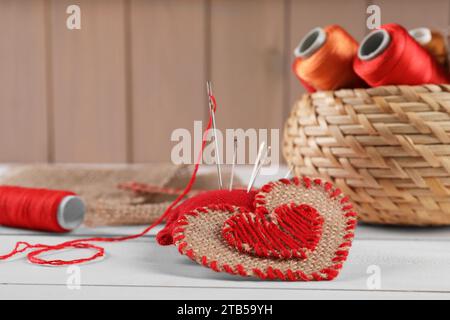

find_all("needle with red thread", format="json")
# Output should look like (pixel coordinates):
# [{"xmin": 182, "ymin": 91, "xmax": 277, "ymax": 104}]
[{"xmin": 206, "ymin": 81, "xmax": 223, "ymax": 189}]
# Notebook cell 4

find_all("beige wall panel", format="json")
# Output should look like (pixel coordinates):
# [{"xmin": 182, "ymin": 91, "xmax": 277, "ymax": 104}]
[
  {"xmin": 51, "ymin": 0, "xmax": 128, "ymax": 162},
  {"xmin": 130, "ymin": 0, "xmax": 207, "ymax": 162},
  {"xmin": 0, "ymin": 0, "xmax": 48, "ymax": 162}
]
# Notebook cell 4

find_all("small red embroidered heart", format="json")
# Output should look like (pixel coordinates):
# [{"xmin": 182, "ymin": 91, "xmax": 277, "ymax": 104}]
[{"xmin": 222, "ymin": 203, "xmax": 324, "ymax": 259}]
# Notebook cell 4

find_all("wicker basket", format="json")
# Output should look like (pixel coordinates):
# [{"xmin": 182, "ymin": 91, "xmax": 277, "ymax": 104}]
[{"xmin": 283, "ymin": 85, "xmax": 450, "ymax": 226}]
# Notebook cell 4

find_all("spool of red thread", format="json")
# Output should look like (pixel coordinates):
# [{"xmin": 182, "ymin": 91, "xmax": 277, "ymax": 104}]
[
  {"xmin": 0, "ymin": 186, "xmax": 85, "ymax": 232},
  {"xmin": 354, "ymin": 24, "xmax": 450, "ymax": 87}
]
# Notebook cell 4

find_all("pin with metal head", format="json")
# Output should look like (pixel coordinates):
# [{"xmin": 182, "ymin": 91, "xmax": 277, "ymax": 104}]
[
  {"xmin": 229, "ymin": 136, "xmax": 238, "ymax": 191},
  {"xmin": 206, "ymin": 81, "xmax": 223, "ymax": 189},
  {"xmin": 284, "ymin": 164, "xmax": 294, "ymax": 179},
  {"xmin": 247, "ymin": 141, "xmax": 267, "ymax": 192},
  {"xmin": 250, "ymin": 146, "xmax": 271, "ymax": 191}
]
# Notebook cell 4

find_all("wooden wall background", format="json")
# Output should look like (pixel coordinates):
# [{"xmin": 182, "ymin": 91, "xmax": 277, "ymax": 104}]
[{"xmin": 1, "ymin": 0, "xmax": 449, "ymax": 163}]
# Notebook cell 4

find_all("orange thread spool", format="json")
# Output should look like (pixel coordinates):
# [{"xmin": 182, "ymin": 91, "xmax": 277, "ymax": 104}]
[
  {"xmin": 293, "ymin": 25, "xmax": 365, "ymax": 91},
  {"xmin": 410, "ymin": 27, "xmax": 449, "ymax": 69}
]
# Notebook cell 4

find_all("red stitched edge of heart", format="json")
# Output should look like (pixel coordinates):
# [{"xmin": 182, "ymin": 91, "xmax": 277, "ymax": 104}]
[
  {"xmin": 172, "ymin": 177, "xmax": 358, "ymax": 281},
  {"xmin": 222, "ymin": 203, "xmax": 324, "ymax": 259}
]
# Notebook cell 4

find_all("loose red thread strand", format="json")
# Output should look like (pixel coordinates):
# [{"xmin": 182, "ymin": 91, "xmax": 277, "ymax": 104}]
[{"xmin": 0, "ymin": 94, "xmax": 217, "ymax": 266}]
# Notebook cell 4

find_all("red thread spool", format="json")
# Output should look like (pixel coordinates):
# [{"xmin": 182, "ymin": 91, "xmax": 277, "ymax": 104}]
[
  {"xmin": 292, "ymin": 25, "xmax": 365, "ymax": 92},
  {"xmin": 354, "ymin": 23, "xmax": 450, "ymax": 87},
  {"xmin": 0, "ymin": 186, "xmax": 85, "ymax": 232}
]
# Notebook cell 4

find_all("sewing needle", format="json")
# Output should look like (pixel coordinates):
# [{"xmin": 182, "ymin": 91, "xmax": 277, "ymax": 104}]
[
  {"xmin": 247, "ymin": 141, "xmax": 266, "ymax": 192},
  {"xmin": 207, "ymin": 81, "xmax": 223, "ymax": 189},
  {"xmin": 229, "ymin": 137, "xmax": 237, "ymax": 191},
  {"xmin": 284, "ymin": 164, "xmax": 294, "ymax": 179},
  {"xmin": 251, "ymin": 146, "xmax": 271, "ymax": 190}
]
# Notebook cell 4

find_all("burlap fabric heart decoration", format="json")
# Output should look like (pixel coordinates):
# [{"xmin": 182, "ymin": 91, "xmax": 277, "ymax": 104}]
[{"xmin": 172, "ymin": 177, "xmax": 357, "ymax": 281}]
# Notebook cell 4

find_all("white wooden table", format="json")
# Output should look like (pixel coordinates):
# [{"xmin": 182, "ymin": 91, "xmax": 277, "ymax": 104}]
[{"xmin": 1, "ymin": 165, "xmax": 450, "ymax": 300}]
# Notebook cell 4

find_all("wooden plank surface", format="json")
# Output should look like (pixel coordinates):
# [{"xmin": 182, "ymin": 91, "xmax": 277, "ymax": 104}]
[
  {"xmin": 130, "ymin": 0, "xmax": 207, "ymax": 162},
  {"xmin": 288, "ymin": 0, "xmax": 368, "ymax": 106},
  {"xmin": 0, "ymin": 0, "xmax": 49, "ymax": 162},
  {"xmin": 210, "ymin": 0, "xmax": 286, "ymax": 138},
  {"xmin": 50, "ymin": 0, "xmax": 128, "ymax": 162}
]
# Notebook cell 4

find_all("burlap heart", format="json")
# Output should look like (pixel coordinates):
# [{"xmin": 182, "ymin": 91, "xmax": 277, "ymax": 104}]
[{"xmin": 172, "ymin": 177, "xmax": 357, "ymax": 281}]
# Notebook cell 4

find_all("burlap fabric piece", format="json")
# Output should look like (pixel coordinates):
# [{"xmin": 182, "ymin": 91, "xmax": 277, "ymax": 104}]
[
  {"xmin": 0, "ymin": 164, "xmax": 231, "ymax": 226},
  {"xmin": 173, "ymin": 177, "xmax": 356, "ymax": 281}
]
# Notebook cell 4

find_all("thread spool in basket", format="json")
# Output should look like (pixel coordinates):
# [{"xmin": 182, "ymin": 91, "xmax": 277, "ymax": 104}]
[
  {"xmin": 0, "ymin": 186, "xmax": 85, "ymax": 232},
  {"xmin": 409, "ymin": 27, "xmax": 449, "ymax": 69},
  {"xmin": 354, "ymin": 23, "xmax": 450, "ymax": 87},
  {"xmin": 292, "ymin": 25, "xmax": 365, "ymax": 92}
]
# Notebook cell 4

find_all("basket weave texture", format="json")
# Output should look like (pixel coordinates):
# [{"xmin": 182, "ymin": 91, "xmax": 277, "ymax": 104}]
[{"xmin": 283, "ymin": 85, "xmax": 450, "ymax": 226}]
